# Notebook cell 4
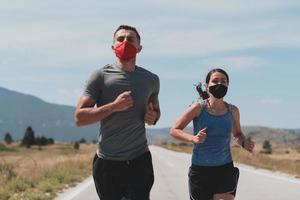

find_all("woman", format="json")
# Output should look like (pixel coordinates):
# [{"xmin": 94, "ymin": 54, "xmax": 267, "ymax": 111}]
[{"xmin": 170, "ymin": 68, "xmax": 254, "ymax": 200}]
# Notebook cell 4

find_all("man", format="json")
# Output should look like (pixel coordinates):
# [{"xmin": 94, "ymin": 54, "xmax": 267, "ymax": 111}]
[{"xmin": 74, "ymin": 25, "xmax": 160, "ymax": 200}]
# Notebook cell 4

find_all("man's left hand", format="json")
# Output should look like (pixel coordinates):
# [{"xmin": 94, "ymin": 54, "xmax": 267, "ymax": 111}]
[{"xmin": 144, "ymin": 102, "xmax": 158, "ymax": 125}]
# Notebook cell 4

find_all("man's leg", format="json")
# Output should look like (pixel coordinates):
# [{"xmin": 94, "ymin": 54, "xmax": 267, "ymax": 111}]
[
  {"xmin": 128, "ymin": 151, "xmax": 154, "ymax": 200},
  {"xmin": 92, "ymin": 154, "xmax": 125, "ymax": 200}
]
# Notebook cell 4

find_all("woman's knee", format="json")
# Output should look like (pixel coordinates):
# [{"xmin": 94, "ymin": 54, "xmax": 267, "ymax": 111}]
[{"xmin": 213, "ymin": 193, "xmax": 234, "ymax": 200}]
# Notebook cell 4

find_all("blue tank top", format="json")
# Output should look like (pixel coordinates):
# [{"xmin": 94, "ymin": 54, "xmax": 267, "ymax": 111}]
[{"xmin": 192, "ymin": 102, "xmax": 233, "ymax": 166}]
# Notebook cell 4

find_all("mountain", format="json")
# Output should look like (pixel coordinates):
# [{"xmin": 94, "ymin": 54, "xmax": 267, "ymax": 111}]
[
  {"xmin": 146, "ymin": 126, "xmax": 300, "ymax": 145},
  {"xmin": 0, "ymin": 87, "xmax": 99, "ymax": 142},
  {"xmin": 241, "ymin": 126, "xmax": 300, "ymax": 143},
  {"xmin": 146, "ymin": 128, "xmax": 172, "ymax": 144},
  {"xmin": 1, "ymin": 86, "xmax": 299, "ymax": 144}
]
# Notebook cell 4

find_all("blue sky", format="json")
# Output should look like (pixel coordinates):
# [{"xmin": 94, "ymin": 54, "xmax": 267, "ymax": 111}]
[{"xmin": 1, "ymin": 0, "xmax": 300, "ymax": 129}]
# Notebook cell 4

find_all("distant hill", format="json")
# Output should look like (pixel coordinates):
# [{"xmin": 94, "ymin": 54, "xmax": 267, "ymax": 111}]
[
  {"xmin": 146, "ymin": 128, "xmax": 172, "ymax": 144},
  {"xmin": 241, "ymin": 126, "xmax": 300, "ymax": 143},
  {"xmin": 146, "ymin": 126, "xmax": 300, "ymax": 145},
  {"xmin": 1, "ymin": 86, "xmax": 300, "ymax": 144},
  {"xmin": 0, "ymin": 87, "xmax": 99, "ymax": 142}
]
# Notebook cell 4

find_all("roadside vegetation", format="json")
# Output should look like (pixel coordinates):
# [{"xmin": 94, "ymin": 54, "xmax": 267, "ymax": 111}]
[
  {"xmin": 0, "ymin": 142, "xmax": 95, "ymax": 200},
  {"xmin": 159, "ymin": 141, "xmax": 300, "ymax": 178},
  {"xmin": 1, "ymin": 124, "xmax": 299, "ymax": 200}
]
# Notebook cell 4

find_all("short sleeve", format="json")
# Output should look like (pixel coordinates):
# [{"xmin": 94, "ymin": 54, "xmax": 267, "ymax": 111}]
[
  {"xmin": 82, "ymin": 69, "xmax": 103, "ymax": 101},
  {"xmin": 149, "ymin": 74, "xmax": 160, "ymax": 103}
]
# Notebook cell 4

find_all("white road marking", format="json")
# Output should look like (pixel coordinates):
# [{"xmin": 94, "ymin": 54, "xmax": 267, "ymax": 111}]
[{"xmin": 166, "ymin": 161, "xmax": 175, "ymax": 168}]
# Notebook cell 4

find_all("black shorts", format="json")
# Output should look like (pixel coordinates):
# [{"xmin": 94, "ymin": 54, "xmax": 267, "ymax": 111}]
[
  {"xmin": 188, "ymin": 162, "xmax": 239, "ymax": 200},
  {"xmin": 92, "ymin": 151, "xmax": 154, "ymax": 200}
]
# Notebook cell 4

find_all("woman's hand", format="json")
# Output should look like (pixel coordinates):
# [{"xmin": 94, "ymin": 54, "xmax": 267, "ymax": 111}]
[
  {"xmin": 192, "ymin": 127, "xmax": 207, "ymax": 144},
  {"xmin": 243, "ymin": 137, "xmax": 255, "ymax": 153}
]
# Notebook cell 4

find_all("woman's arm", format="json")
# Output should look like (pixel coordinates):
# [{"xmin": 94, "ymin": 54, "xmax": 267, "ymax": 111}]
[
  {"xmin": 170, "ymin": 103, "xmax": 207, "ymax": 144},
  {"xmin": 232, "ymin": 105, "xmax": 255, "ymax": 152}
]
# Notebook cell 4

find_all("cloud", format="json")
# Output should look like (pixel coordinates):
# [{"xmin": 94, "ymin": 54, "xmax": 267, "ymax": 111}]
[
  {"xmin": 1, "ymin": 0, "xmax": 300, "ymax": 70},
  {"xmin": 143, "ymin": 18, "xmax": 300, "ymax": 58},
  {"xmin": 146, "ymin": 0, "xmax": 300, "ymax": 14},
  {"xmin": 259, "ymin": 98, "xmax": 282, "ymax": 105},
  {"xmin": 201, "ymin": 56, "xmax": 266, "ymax": 71},
  {"xmin": 0, "ymin": 21, "xmax": 113, "ymax": 66},
  {"xmin": 157, "ymin": 56, "xmax": 265, "ymax": 81}
]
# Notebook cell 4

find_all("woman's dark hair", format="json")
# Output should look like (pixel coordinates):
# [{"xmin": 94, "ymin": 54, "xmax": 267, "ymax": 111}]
[
  {"xmin": 114, "ymin": 25, "xmax": 141, "ymax": 42},
  {"xmin": 205, "ymin": 68, "xmax": 229, "ymax": 84}
]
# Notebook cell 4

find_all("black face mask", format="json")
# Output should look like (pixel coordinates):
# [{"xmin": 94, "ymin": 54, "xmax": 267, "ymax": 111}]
[{"xmin": 209, "ymin": 84, "xmax": 228, "ymax": 99}]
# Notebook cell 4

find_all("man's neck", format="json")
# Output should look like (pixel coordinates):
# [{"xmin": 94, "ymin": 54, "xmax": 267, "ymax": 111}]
[{"xmin": 115, "ymin": 59, "xmax": 136, "ymax": 72}]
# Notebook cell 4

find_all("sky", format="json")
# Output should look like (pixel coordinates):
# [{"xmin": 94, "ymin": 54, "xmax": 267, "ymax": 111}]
[{"xmin": 1, "ymin": 0, "xmax": 300, "ymax": 129}]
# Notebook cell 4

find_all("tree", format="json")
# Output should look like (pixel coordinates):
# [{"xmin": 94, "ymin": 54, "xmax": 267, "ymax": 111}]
[
  {"xmin": 4, "ymin": 132, "xmax": 13, "ymax": 144},
  {"xmin": 22, "ymin": 126, "xmax": 36, "ymax": 148},
  {"xmin": 47, "ymin": 138, "xmax": 54, "ymax": 145},
  {"xmin": 79, "ymin": 138, "xmax": 87, "ymax": 144},
  {"xmin": 262, "ymin": 140, "xmax": 272, "ymax": 154},
  {"xmin": 36, "ymin": 136, "xmax": 48, "ymax": 146},
  {"xmin": 74, "ymin": 141, "xmax": 80, "ymax": 150},
  {"xmin": 35, "ymin": 136, "xmax": 54, "ymax": 146}
]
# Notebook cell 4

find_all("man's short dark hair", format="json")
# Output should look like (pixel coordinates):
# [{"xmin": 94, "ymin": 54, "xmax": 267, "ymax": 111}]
[{"xmin": 114, "ymin": 25, "xmax": 141, "ymax": 42}]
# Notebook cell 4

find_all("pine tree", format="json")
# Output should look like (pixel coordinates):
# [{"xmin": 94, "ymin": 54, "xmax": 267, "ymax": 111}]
[
  {"xmin": 74, "ymin": 141, "xmax": 80, "ymax": 150},
  {"xmin": 47, "ymin": 138, "xmax": 54, "ymax": 145},
  {"xmin": 79, "ymin": 138, "xmax": 87, "ymax": 144},
  {"xmin": 22, "ymin": 126, "xmax": 36, "ymax": 148},
  {"xmin": 262, "ymin": 140, "xmax": 272, "ymax": 154},
  {"xmin": 36, "ymin": 136, "xmax": 48, "ymax": 146},
  {"xmin": 4, "ymin": 132, "xmax": 13, "ymax": 144}
]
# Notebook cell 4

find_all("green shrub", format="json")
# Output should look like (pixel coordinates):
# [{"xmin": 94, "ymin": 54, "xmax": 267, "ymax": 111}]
[{"xmin": 0, "ymin": 162, "xmax": 16, "ymax": 182}]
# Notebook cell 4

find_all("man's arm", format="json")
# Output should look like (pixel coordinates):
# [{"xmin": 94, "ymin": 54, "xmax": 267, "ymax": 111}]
[
  {"xmin": 74, "ymin": 91, "xmax": 133, "ymax": 126},
  {"xmin": 144, "ymin": 100, "xmax": 160, "ymax": 125}
]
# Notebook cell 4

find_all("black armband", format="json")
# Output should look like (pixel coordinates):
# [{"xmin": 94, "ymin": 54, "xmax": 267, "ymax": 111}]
[{"xmin": 241, "ymin": 140, "xmax": 245, "ymax": 148}]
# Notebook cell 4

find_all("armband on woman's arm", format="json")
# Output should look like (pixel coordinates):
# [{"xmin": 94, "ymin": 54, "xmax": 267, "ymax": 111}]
[
  {"xmin": 241, "ymin": 140, "xmax": 245, "ymax": 148},
  {"xmin": 236, "ymin": 133, "xmax": 246, "ymax": 148}
]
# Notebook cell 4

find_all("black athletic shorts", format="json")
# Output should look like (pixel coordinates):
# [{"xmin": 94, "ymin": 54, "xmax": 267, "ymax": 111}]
[
  {"xmin": 188, "ymin": 162, "xmax": 239, "ymax": 200},
  {"xmin": 92, "ymin": 151, "xmax": 154, "ymax": 200}
]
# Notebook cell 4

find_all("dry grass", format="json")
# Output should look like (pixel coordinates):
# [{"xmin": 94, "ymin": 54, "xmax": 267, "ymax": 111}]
[
  {"xmin": 2, "ymin": 141, "xmax": 299, "ymax": 199},
  {"xmin": 232, "ymin": 144, "xmax": 300, "ymax": 178},
  {"xmin": 0, "ymin": 143, "xmax": 96, "ymax": 200},
  {"xmin": 158, "ymin": 143, "xmax": 300, "ymax": 178}
]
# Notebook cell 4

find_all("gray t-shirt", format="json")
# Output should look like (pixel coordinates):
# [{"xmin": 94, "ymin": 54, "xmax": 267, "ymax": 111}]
[{"xmin": 83, "ymin": 64, "xmax": 159, "ymax": 161}]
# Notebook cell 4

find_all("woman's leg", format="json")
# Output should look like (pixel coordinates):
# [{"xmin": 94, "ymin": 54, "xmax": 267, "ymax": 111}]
[{"xmin": 213, "ymin": 193, "xmax": 234, "ymax": 200}]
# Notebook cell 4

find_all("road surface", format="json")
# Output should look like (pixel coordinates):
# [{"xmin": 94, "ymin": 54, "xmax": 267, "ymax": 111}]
[{"xmin": 55, "ymin": 145, "xmax": 300, "ymax": 200}]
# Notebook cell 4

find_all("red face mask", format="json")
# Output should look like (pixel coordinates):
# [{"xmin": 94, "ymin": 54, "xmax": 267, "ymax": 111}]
[{"xmin": 114, "ymin": 41, "xmax": 137, "ymax": 61}]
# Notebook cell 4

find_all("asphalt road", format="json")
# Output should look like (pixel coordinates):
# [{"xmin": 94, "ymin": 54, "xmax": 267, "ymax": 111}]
[{"xmin": 55, "ymin": 145, "xmax": 300, "ymax": 200}]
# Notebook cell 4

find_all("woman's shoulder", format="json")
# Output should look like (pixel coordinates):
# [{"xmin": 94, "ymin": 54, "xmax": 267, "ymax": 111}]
[
  {"xmin": 226, "ymin": 102, "xmax": 240, "ymax": 116},
  {"xmin": 189, "ymin": 102, "xmax": 205, "ymax": 117}
]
